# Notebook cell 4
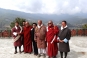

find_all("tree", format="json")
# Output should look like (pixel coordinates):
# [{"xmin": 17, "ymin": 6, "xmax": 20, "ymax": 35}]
[
  {"xmin": 10, "ymin": 17, "xmax": 26, "ymax": 28},
  {"xmin": 82, "ymin": 24, "xmax": 87, "ymax": 29}
]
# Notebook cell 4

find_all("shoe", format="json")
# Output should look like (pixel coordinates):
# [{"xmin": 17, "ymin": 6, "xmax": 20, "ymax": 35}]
[
  {"xmin": 43, "ymin": 54, "xmax": 46, "ymax": 58},
  {"xmin": 53, "ymin": 56, "xmax": 56, "ymax": 58},
  {"xmin": 24, "ymin": 52, "xmax": 27, "ymax": 54},
  {"xmin": 29, "ymin": 52, "xmax": 32, "ymax": 54},
  {"xmin": 38, "ymin": 54, "xmax": 41, "ymax": 58},
  {"xmin": 34, "ymin": 53, "xmax": 38, "ymax": 56},
  {"xmin": 14, "ymin": 51, "xmax": 17, "ymax": 54},
  {"xmin": 48, "ymin": 56, "xmax": 51, "ymax": 58},
  {"xmin": 19, "ymin": 51, "xmax": 22, "ymax": 54}
]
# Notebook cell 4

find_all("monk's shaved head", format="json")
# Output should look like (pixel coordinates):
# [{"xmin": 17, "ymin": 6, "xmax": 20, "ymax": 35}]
[
  {"xmin": 25, "ymin": 21, "xmax": 29, "ymax": 24},
  {"xmin": 25, "ymin": 21, "xmax": 29, "ymax": 27},
  {"xmin": 48, "ymin": 20, "xmax": 53, "ymax": 27},
  {"xmin": 48, "ymin": 20, "xmax": 53, "ymax": 24}
]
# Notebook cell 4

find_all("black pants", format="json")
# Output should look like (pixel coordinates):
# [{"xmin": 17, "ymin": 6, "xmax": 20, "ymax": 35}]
[
  {"xmin": 32, "ymin": 41, "xmax": 38, "ymax": 55},
  {"xmin": 15, "ymin": 46, "xmax": 21, "ymax": 52},
  {"xmin": 60, "ymin": 51, "xmax": 68, "ymax": 58}
]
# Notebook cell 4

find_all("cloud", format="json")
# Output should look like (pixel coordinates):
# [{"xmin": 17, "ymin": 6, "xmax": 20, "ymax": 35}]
[
  {"xmin": 16, "ymin": 0, "xmax": 43, "ymax": 13},
  {"xmin": 0, "ymin": 0, "xmax": 87, "ymax": 15}
]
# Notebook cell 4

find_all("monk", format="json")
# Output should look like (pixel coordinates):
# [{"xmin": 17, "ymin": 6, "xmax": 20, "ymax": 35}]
[
  {"xmin": 46, "ymin": 20, "xmax": 59, "ymax": 58},
  {"xmin": 22, "ymin": 22, "xmax": 32, "ymax": 53},
  {"xmin": 12, "ymin": 21, "xmax": 22, "ymax": 54}
]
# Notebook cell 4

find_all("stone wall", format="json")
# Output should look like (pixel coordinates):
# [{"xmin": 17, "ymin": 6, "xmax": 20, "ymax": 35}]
[
  {"xmin": 0, "ymin": 30, "xmax": 12, "ymax": 37},
  {"xmin": 71, "ymin": 29, "xmax": 87, "ymax": 36}
]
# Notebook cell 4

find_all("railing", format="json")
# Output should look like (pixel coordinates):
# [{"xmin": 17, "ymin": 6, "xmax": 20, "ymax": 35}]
[
  {"xmin": 0, "ymin": 30, "xmax": 12, "ymax": 37},
  {"xmin": 71, "ymin": 29, "xmax": 87, "ymax": 36},
  {"xmin": 0, "ymin": 29, "xmax": 87, "ymax": 37}
]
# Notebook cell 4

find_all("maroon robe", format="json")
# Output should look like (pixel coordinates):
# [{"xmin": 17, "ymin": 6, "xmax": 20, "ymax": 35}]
[
  {"xmin": 22, "ymin": 26, "xmax": 32, "ymax": 53},
  {"xmin": 12, "ymin": 26, "xmax": 22, "ymax": 46},
  {"xmin": 46, "ymin": 26, "xmax": 59, "ymax": 57}
]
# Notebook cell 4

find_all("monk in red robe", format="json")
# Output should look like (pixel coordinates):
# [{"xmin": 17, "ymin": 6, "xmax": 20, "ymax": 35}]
[
  {"xmin": 22, "ymin": 22, "xmax": 32, "ymax": 53},
  {"xmin": 46, "ymin": 20, "xmax": 59, "ymax": 58}
]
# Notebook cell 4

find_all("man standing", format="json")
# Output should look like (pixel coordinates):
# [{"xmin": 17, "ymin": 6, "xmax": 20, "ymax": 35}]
[
  {"xmin": 35, "ymin": 20, "xmax": 47, "ymax": 58},
  {"xmin": 12, "ymin": 21, "xmax": 22, "ymax": 54},
  {"xmin": 58, "ymin": 20, "xmax": 71, "ymax": 58},
  {"xmin": 46, "ymin": 20, "xmax": 59, "ymax": 58},
  {"xmin": 22, "ymin": 22, "xmax": 32, "ymax": 53},
  {"xmin": 21, "ymin": 21, "xmax": 26, "ymax": 52},
  {"xmin": 31, "ymin": 23, "xmax": 38, "ymax": 55}
]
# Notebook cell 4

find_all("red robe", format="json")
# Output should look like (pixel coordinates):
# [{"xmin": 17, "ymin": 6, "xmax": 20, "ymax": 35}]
[
  {"xmin": 22, "ymin": 26, "xmax": 32, "ymax": 53},
  {"xmin": 46, "ymin": 26, "xmax": 59, "ymax": 57}
]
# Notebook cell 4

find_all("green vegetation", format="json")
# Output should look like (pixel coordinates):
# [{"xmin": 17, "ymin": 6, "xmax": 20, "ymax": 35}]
[
  {"xmin": 82, "ymin": 24, "xmax": 87, "ymax": 29},
  {"xmin": 10, "ymin": 17, "xmax": 26, "ymax": 28}
]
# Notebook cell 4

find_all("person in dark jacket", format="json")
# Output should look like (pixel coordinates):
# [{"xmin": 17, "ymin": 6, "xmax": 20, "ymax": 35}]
[
  {"xmin": 21, "ymin": 21, "xmax": 26, "ymax": 52},
  {"xmin": 31, "ymin": 23, "xmax": 38, "ymax": 55},
  {"xmin": 58, "ymin": 20, "xmax": 71, "ymax": 58}
]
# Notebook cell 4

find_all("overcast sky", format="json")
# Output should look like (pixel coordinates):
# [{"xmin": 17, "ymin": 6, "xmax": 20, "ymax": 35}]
[{"xmin": 0, "ymin": 0, "xmax": 87, "ymax": 15}]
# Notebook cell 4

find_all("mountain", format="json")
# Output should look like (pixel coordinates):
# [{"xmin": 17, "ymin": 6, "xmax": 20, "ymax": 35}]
[{"xmin": 0, "ymin": 8, "xmax": 87, "ymax": 29}]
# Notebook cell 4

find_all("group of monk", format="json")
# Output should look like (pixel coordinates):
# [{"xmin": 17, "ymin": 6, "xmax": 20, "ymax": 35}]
[{"xmin": 12, "ymin": 20, "xmax": 71, "ymax": 58}]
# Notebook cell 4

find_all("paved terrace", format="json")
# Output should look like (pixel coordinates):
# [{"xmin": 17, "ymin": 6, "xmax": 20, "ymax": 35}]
[{"xmin": 0, "ymin": 36, "xmax": 87, "ymax": 58}]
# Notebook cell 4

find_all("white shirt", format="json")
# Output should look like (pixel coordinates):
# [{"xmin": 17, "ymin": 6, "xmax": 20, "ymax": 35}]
[
  {"xmin": 61, "ymin": 25, "xmax": 68, "ymax": 30},
  {"xmin": 37, "ymin": 24, "xmax": 43, "ymax": 28}
]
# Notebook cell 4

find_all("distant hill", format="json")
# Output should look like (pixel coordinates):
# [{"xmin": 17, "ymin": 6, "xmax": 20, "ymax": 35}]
[{"xmin": 0, "ymin": 8, "xmax": 87, "ymax": 29}]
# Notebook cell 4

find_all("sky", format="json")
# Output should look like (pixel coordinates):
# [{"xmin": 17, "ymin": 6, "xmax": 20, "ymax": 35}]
[{"xmin": 0, "ymin": 0, "xmax": 87, "ymax": 15}]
